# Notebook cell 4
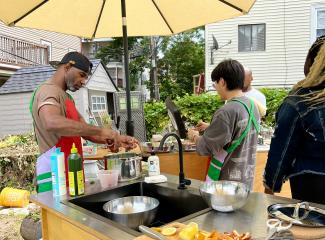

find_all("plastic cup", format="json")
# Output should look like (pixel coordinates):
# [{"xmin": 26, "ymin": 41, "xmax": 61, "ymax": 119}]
[{"xmin": 98, "ymin": 170, "xmax": 119, "ymax": 188}]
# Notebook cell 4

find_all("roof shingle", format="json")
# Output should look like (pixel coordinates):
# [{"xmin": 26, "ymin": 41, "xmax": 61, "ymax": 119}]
[{"xmin": 0, "ymin": 59, "xmax": 101, "ymax": 95}]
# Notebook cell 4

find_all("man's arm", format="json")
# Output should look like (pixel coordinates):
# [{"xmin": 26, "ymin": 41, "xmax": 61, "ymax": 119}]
[
  {"xmin": 39, "ymin": 104, "xmax": 115, "ymax": 138},
  {"xmin": 78, "ymin": 115, "xmax": 109, "ymax": 144}
]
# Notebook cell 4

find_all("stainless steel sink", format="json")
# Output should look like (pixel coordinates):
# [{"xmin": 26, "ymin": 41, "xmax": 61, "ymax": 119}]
[{"xmin": 62, "ymin": 181, "xmax": 210, "ymax": 236}]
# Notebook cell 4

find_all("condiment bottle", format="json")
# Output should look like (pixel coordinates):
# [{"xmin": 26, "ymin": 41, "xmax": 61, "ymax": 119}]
[
  {"xmin": 148, "ymin": 152, "xmax": 160, "ymax": 176},
  {"xmin": 68, "ymin": 143, "xmax": 84, "ymax": 196}
]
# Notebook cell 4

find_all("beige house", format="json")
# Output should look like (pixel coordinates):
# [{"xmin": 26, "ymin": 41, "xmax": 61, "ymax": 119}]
[
  {"xmin": 0, "ymin": 21, "xmax": 81, "ymax": 86},
  {"xmin": 205, "ymin": 0, "xmax": 325, "ymax": 90}
]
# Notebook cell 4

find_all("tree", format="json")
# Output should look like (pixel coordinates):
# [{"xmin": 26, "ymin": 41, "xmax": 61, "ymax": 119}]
[
  {"xmin": 158, "ymin": 28, "xmax": 205, "ymax": 100},
  {"xmin": 95, "ymin": 37, "xmax": 150, "ymax": 90}
]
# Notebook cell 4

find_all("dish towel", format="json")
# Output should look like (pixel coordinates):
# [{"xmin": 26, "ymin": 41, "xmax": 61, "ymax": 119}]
[{"xmin": 144, "ymin": 175, "xmax": 167, "ymax": 184}]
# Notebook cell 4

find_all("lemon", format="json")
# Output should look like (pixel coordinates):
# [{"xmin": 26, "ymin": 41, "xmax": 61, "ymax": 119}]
[
  {"xmin": 187, "ymin": 222, "xmax": 199, "ymax": 233},
  {"xmin": 151, "ymin": 227, "xmax": 161, "ymax": 232},
  {"xmin": 161, "ymin": 227, "xmax": 177, "ymax": 236}
]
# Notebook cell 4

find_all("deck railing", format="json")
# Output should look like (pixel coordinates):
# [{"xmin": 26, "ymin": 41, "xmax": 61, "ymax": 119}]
[{"xmin": 0, "ymin": 34, "xmax": 49, "ymax": 66}]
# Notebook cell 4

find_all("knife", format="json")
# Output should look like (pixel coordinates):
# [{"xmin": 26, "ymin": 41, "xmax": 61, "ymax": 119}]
[{"xmin": 138, "ymin": 225, "xmax": 166, "ymax": 240}]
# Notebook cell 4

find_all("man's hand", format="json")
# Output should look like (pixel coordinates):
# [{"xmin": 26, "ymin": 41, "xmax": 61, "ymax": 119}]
[
  {"xmin": 195, "ymin": 120, "xmax": 209, "ymax": 132},
  {"xmin": 187, "ymin": 128, "xmax": 200, "ymax": 143},
  {"xmin": 264, "ymin": 187, "xmax": 274, "ymax": 195},
  {"xmin": 101, "ymin": 129, "xmax": 139, "ymax": 153}
]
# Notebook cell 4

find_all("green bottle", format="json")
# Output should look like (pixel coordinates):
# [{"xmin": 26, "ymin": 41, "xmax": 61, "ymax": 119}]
[{"xmin": 68, "ymin": 143, "xmax": 84, "ymax": 196}]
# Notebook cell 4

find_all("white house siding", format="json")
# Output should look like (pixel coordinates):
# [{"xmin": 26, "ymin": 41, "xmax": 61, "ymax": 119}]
[
  {"xmin": 0, "ymin": 22, "xmax": 80, "ymax": 61},
  {"xmin": 0, "ymin": 92, "xmax": 33, "ymax": 137},
  {"xmin": 86, "ymin": 64, "xmax": 117, "ymax": 92},
  {"xmin": 205, "ymin": 0, "xmax": 325, "ymax": 89},
  {"xmin": 69, "ymin": 88, "xmax": 89, "ymax": 122}
]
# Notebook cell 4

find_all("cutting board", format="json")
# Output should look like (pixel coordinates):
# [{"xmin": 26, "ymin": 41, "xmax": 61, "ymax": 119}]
[{"xmin": 134, "ymin": 222, "xmax": 187, "ymax": 240}]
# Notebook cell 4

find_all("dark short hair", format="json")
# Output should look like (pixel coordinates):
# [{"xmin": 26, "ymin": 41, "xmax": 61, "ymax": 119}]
[
  {"xmin": 304, "ymin": 35, "xmax": 325, "ymax": 76},
  {"xmin": 211, "ymin": 59, "xmax": 244, "ymax": 90}
]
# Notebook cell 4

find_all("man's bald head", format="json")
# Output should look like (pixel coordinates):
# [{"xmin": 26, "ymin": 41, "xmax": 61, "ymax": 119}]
[{"xmin": 243, "ymin": 67, "xmax": 253, "ymax": 92}]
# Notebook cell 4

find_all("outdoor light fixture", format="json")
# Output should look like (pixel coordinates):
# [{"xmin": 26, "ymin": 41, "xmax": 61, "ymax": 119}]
[{"xmin": 210, "ymin": 36, "xmax": 232, "ymax": 65}]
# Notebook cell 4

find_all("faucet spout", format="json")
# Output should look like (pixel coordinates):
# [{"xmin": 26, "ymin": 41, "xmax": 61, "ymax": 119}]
[{"xmin": 159, "ymin": 133, "xmax": 191, "ymax": 189}]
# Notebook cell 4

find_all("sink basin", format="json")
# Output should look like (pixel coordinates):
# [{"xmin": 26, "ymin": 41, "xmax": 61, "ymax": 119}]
[{"xmin": 62, "ymin": 181, "xmax": 210, "ymax": 235}]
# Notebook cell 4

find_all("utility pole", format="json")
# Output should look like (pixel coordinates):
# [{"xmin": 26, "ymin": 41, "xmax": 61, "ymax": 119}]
[{"xmin": 150, "ymin": 36, "xmax": 159, "ymax": 101}]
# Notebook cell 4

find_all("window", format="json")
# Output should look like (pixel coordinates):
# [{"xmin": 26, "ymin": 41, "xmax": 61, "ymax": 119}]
[
  {"xmin": 40, "ymin": 39, "xmax": 52, "ymax": 61},
  {"xmin": 311, "ymin": 5, "xmax": 325, "ymax": 42},
  {"xmin": 316, "ymin": 10, "xmax": 325, "ymax": 38},
  {"xmin": 238, "ymin": 24, "xmax": 265, "ymax": 52},
  {"xmin": 91, "ymin": 96, "xmax": 106, "ymax": 111}
]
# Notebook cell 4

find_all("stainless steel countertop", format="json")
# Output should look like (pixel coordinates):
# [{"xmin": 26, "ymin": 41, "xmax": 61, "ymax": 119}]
[{"xmin": 30, "ymin": 174, "xmax": 306, "ymax": 239}]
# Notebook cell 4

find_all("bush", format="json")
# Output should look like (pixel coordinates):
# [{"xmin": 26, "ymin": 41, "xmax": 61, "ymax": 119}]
[
  {"xmin": 0, "ymin": 133, "xmax": 38, "ymax": 191},
  {"xmin": 144, "ymin": 94, "xmax": 223, "ymax": 139},
  {"xmin": 260, "ymin": 88, "xmax": 290, "ymax": 126},
  {"xmin": 144, "ymin": 89, "xmax": 290, "ymax": 139}
]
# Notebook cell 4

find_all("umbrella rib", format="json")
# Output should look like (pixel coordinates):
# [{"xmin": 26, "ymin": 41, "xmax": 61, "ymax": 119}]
[
  {"xmin": 92, "ymin": 0, "xmax": 107, "ymax": 39},
  {"xmin": 219, "ymin": 0, "xmax": 245, "ymax": 13},
  {"xmin": 11, "ymin": 0, "xmax": 49, "ymax": 25},
  {"xmin": 151, "ymin": 0, "xmax": 174, "ymax": 34}
]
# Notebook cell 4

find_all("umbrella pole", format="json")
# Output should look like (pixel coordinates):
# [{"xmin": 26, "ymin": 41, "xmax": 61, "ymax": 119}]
[{"xmin": 121, "ymin": 0, "xmax": 134, "ymax": 136}]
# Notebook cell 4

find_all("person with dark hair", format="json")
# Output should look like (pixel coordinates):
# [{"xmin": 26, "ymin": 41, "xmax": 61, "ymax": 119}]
[
  {"xmin": 30, "ymin": 52, "xmax": 138, "ymax": 193},
  {"xmin": 188, "ymin": 59, "xmax": 260, "ymax": 189},
  {"xmin": 264, "ymin": 35, "xmax": 325, "ymax": 204}
]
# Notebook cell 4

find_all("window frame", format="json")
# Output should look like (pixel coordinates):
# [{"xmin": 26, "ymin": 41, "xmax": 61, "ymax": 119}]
[
  {"xmin": 40, "ymin": 39, "xmax": 52, "ymax": 61},
  {"xmin": 311, "ymin": 4, "xmax": 325, "ymax": 43},
  {"xmin": 91, "ymin": 95, "xmax": 107, "ymax": 112},
  {"xmin": 238, "ymin": 23, "xmax": 266, "ymax": 52}
]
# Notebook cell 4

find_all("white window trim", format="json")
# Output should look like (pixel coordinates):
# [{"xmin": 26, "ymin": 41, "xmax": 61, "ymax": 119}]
[
  {"xmin": 91, "ymin": 95, "xmax": 107, "ymax": 112},
  {"xmin": 40, "ymin": 39, "xmax": 52, "ymax": 61},
  {"xmin": 311, "ymin": 4, "xmax": 325, "ymax": 44}
]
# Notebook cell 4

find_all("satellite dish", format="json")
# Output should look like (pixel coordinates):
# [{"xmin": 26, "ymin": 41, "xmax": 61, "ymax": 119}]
[{"xmin": 212, "ymin": 35, "xmax": 219, "ymax": 50}]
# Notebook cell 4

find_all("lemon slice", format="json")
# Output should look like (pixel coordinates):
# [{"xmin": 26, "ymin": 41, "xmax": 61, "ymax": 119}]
[{"xmin": 161, "ymin": 227, "xmax": 177, "ymax": 236}]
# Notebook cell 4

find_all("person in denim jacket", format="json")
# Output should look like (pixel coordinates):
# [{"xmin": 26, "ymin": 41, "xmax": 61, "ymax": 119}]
[{"xmin": 264, "ymin": 35, "xmax": 325, "ymax": 204}]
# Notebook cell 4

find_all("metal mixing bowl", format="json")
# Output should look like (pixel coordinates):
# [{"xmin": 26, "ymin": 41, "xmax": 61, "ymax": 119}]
[
  {"xmin": 103, "ymin": 196, "xmax": 159, "ymax": 229},
  {"xmin": 199, "ymin": 181, "xmax": 250, "ymax": 212}
]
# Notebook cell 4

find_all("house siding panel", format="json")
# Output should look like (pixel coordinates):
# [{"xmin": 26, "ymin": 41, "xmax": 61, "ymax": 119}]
[
  {"xmin": 86, "ymin": 64, "xmax": 117, "ymax": 92},
  {"xmin": 0, "ymin": 22, "xmax": 80, "ymax": 62},
  {"xmin": 205, "ymin": 0, "xmax": 325, "ymax": 88},
  {"xmin": 0, "ymin": 92, "xmax": 33, "ymax": 137}
]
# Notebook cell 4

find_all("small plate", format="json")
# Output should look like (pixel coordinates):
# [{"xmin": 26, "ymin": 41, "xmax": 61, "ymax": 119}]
[{"xmin": 268, "ymin": 203, "xmax": 325, "ymax": 227}]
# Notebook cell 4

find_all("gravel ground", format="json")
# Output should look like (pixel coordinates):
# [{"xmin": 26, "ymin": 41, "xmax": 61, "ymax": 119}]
[{"xmin": 0, "ymin": 215, "xmax": 24, "ymax": 240}]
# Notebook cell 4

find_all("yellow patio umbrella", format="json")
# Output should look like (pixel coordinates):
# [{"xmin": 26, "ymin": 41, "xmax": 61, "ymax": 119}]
[{"xmin": 0, "ymin": 0, "xmax": 256, "ymax": 135}]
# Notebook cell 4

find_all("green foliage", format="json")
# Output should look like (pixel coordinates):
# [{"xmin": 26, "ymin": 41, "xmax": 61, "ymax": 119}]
[
  {"xmin": 144, "ymin": 101, "xmax": 169, "ymax": 140},
  {"xmin": 95, "ymin": 37, "xmax": 150, "ymax": 90},
  {"xmin": 260, "ymin": 88, "xmax": 290, "ymax": 127},
  {"xmin": 144, "ymin": 93, "xmax": 223, "ymax": 139},
  {"xmin": 176, "ymin": 94, "xmax": 223, "ymax": 124},
  {"xmin": 144, "ymin": 89, "xmax": 290, "ymax": 139},
  {"xmin": 0, "ymin": 132, "xmax": 38, "ymax": 191},
  {"xmin": 158, "ymin": 29, "xmax": 205, "ymax": 100}
]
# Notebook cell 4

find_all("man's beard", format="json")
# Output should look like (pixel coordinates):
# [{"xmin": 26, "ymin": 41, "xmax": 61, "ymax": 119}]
[{"xmin": 65, "ymin": 76, "xmax": 77, "ymax": 92}]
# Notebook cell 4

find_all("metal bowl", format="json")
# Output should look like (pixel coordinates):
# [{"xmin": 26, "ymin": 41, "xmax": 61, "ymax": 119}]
[
  {"xmin": 103, "ymin": 196, "xmax": 159, "ymax": 229},
  {"xmin": 199, "ymin": 181, "xmax": 250, "ymax": 212}
]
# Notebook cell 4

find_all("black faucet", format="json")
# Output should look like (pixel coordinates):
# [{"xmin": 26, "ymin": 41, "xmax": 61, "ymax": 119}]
[{"xmin": 159, "ymin": 132, "xmax": 191, "ymax": 189}]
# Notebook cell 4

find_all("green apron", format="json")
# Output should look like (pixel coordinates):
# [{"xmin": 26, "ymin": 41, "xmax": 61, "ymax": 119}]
[{"xmin": 207, "ymin": 98, "xmax": 260, "ymax": 181}]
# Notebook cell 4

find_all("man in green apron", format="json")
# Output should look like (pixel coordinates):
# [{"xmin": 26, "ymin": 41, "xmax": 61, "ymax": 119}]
[
  {"xmin": 30, "ymin": 52, "xmax": 137, "ymax": 193},
  {"xmin": 188, "ymin": 59, "xmax": 260, "ymax": 190}
]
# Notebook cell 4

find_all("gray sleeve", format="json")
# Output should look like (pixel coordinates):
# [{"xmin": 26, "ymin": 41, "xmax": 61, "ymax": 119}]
[{"xmin": 196, "ymin": 110, "xmax": 233, "ymax": 156}]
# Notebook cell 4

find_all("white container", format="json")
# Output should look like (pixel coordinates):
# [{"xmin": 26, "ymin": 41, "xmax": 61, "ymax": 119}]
[
  {"xmin": 50, "ymin": 148, "xmax": 66, "ymax": 196},
  {"xmin": 148, "ymin": 154, "xmax": 160, "ymax": 177},
  {"xmin": 83, "ymin": 160, "xmax": 99, "ymax": 180},
  {"xmin": 98, "ymin": 170, "xmax": 119, "ymax": 188},
  {"xmin": 57, "ymin": 150, "xmax": 66, "ymax": 195}
]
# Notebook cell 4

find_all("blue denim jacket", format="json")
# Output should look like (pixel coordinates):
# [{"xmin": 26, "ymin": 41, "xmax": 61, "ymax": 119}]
[{"xmin": 264, "ymin": 84, "xmax": 325, "ymax": 192}]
